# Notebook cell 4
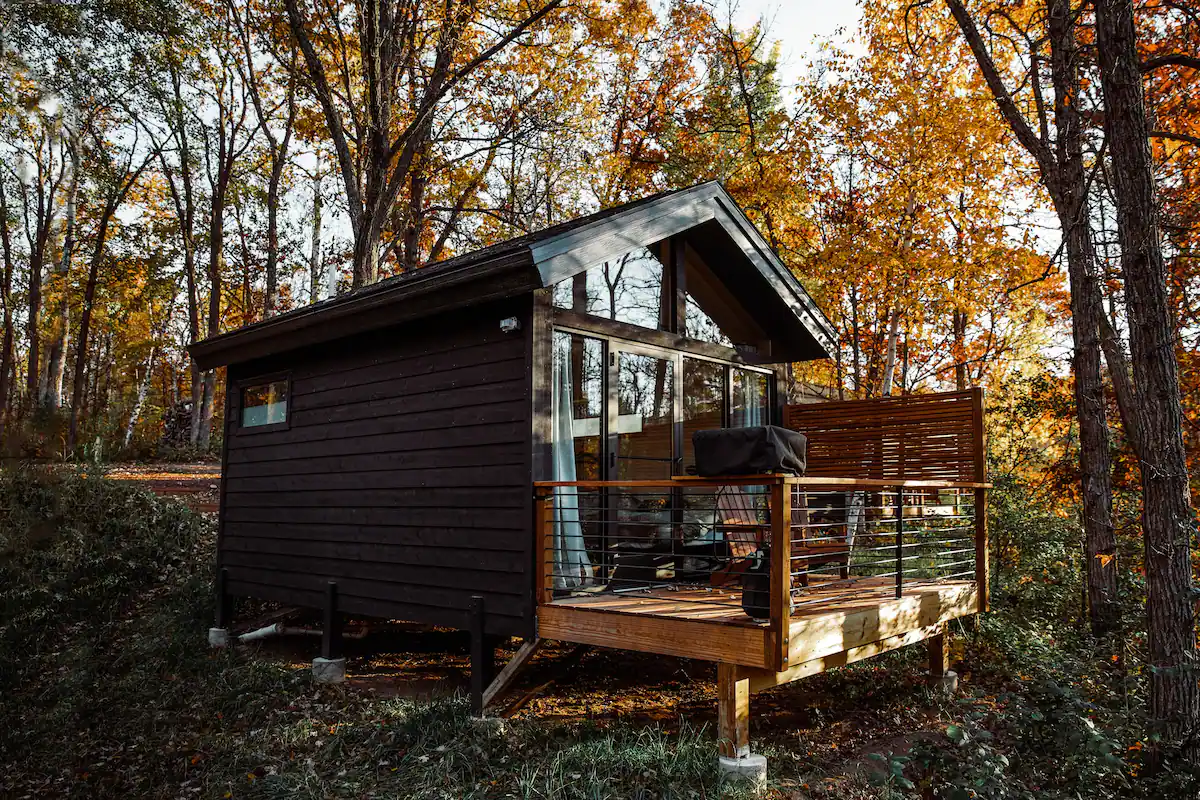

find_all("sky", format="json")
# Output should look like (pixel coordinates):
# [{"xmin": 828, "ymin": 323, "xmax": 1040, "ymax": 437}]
[{"xmin": 728, "ymin": 0, "xmax": 865, "ymax": 88}]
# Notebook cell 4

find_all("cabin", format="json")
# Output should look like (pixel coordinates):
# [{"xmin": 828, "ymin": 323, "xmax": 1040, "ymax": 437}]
[{"xmin": 191, "ymin": 181, "xmax": 988, "ymax": 782}]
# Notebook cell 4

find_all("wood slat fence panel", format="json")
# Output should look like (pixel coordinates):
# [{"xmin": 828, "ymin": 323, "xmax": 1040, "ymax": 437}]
[{"xmin": 784, "ymin": 389, "xmax": 985, "ymax": 484}]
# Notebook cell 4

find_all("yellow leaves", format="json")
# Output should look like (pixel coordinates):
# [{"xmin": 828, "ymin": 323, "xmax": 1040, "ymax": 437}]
[{"xmin": 1095, "ymin": 552, "xmax": 1116, "ymax": 568}]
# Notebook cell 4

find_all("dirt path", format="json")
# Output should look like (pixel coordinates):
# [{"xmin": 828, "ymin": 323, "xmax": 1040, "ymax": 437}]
[{"xmin": 105, "ymin": 463, "xmax": 221, "ymax": 513}]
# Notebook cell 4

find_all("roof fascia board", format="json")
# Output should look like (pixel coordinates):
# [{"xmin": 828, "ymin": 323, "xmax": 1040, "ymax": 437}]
[{"xmin": 709, "ymin": 194, "xmax": 838, "ymax": 354}]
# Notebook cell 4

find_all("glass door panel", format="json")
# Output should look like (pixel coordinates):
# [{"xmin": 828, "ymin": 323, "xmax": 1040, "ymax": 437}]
[{"xmin": 615, "ymin": 351, "xmax": 675, "ymax": 480}]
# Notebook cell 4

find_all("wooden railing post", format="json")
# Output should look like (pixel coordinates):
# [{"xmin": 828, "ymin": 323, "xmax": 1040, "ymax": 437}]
[
  {"xmin": 975, "ymin": 487, "xmax": 989, "ymax": 612},
  {"xmin": 894, "ymin": 487, "xmax": 905, "ymax": 599},
  {"xmin": 535, "ymin": 489, "xmax": 555, "ymax": 606},
  {"xmin": 770, "ymin": 477, "xmax": 792, "ymax": 671}
]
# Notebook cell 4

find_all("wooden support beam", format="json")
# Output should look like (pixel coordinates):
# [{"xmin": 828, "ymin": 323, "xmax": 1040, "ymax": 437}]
[
  {"xmin": 482, "ymin": 637, "xmax": 544, "ymax": 711},
  {"xmin": 536, "ymin": 492, "xmax": 555, "ymax": 606},
  {"xmin": 770, "ymin": 481, "xmax": 792, "ymax": 671},
  {"xmin": 744, "ymin": 623, "xmax": 945, "ymax": 693},
  {"xmin": 717, "ymin": 662, "xmax": 751, "ymax": 758},
  {"xmin": 975, "ymin": 487, "xmax": 989, "ymax": 612},
  {"xmin": 928, "ymin": 626, "xmax": 950, "ymax": 677},
  {"xmin": 320, "ymin": 580, "xmax": 342, "ymax": 660}
]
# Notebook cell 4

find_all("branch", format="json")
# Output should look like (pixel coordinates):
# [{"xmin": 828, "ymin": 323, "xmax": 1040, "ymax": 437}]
[
  {"xmin": 285, "ymin": 0, "xmax": 364, "ymax": 234},
  {"xmin": 385, "ymin": 0, "xmax": 565, "ymax": 160},
  {"xmin": 1151, "ymin": 129, "xmax": 1200, "ymax": 147},
  {"xmin": 1141, "ymin": 53, "xmax": 1200, "ymax": 72},
  {"xmin": 944, "ymin": 0, "xmax": 1057, "ymax": 175}
]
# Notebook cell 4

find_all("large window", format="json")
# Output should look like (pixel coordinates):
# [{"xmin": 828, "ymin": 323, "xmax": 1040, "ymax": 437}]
[
  {"xmin": 682, "ymin": 358, "xmax": 725, "ymax": 472},
  {"xmin": 240, "ymin": 379, "xmax": 289, "ymax": 428},
  {"xmin": 551, "ymin": 246, "xmax": 668, "ymax": 331},
  {"xmin": 732, "ymin": 368, "xmax": 769, "ymax": 428}
]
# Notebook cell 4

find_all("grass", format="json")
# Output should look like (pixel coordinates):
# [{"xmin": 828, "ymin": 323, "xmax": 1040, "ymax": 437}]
[{"xmin": 1, "ymin": 469, "xmax": 1196, "ymax": 799}]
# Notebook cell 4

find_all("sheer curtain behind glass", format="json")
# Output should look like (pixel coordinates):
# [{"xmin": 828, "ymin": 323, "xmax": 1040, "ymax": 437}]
[{"xmin": 551, "ymin": 333, "xmax": 594, "ymax": 589}]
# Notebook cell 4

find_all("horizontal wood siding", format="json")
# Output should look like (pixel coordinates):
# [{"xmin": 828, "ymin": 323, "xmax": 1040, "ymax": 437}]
[{"xmin": 220, "ymin": 298, "xmax": 533, "ymax": 636}]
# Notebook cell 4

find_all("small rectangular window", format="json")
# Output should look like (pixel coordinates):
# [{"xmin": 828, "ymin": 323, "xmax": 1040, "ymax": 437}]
[{"xmin": 241, "ymin": 380, "xmax": 289, "ymax": 428}]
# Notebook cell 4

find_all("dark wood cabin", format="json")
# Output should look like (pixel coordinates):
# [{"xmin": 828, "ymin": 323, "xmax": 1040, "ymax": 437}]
[
  {"xmin": 193, "ymin": 183, "xmax": 988, "ymax": 770},
  {"xmin": 191, "ymin": 181, "xmax": 835, "ymax": 641}
]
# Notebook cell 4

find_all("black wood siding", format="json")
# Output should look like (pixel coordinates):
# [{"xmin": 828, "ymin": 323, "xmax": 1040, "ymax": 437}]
[{"xmin": 219, "ymin": 298, "xmax": 534, "ymax": 637}]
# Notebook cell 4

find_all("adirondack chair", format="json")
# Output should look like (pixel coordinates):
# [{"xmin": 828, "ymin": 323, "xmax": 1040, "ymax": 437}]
[{"xmin": 710, "ymin": 486, "xmax": 853, "ymax": 588}]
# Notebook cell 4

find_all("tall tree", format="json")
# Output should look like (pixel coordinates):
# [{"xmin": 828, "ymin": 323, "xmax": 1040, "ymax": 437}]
[
  {"xmin": 283, "ymin": 0, "xmax": 566, "ymax": 288},
  {"xmin": 1095, "ymin": 0, "xmax": 1199, "ymax": 750},
  {"xmin": 945, "ymin": 0, "xmax": 1121, "ymax": 634}
]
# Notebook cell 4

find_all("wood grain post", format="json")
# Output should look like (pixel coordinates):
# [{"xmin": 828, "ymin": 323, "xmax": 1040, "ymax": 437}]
[
  {"xmin": 770, "ymin": 478, "xmax": 792, "ymax": 671},
  {"xmin": 975, "ymin": 487, "xmax": 989, "ymax": 612},
  {"xmin": 535, "ymin": 490, "xmax": 555, "ymax": 605},
  {"xmin": 928, "ymin": 626, "xmax": 949, "ymax": 678},
  {"xmin": 894, "ymin": 487, "xmax": 906, "ymax": 600},
  {"xmin": 717, "ymin": 662, "xmax": 751, "ymax": 758},
  {"xmin": 320, "ymin": 581, "xmax": 342, "ymax": 660},
  {"xmin": 970, "ymin": 387, "xmax": 989, "ymax": 613}
]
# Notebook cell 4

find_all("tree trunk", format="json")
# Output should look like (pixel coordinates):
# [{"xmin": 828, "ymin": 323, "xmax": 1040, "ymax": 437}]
[
  {"xmin": 124, "ymin": 344, "xmax": 157, "ymax": 450},
  {"xmin": 0, "ymin": 172, "xmax": 15, "ymax": 437},
  {"xmin": 953, "ymin": 307, "xmax": 967, "ymax": 390},
  {"xmin": 44, "ymin": 141, "xmax": 78, "ymax": 409},
  {"xmin": 1047, "ymin": 0, "xmax": 1120, "ymax": 635},
  {"xmin": 1096, "ymin": 0, "xmax": 1199, "ymax": 748},
  {"xmin": 879, "ymin": 307, "xmax": 900, "ymax": 396},
  {"xmin": 309, "ymin": 170, "xmax": 323, "ymax": 302}
]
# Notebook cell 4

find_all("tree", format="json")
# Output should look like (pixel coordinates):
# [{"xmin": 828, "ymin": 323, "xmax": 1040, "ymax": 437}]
[
  {"xmin": 1094, "ymin": 0, "xmax": 1199, "ymax": 751},
  {"xmin": 944, "ymin": 0, "xmax": 1121, "ymax": 634},
  {"xmin": 283, "ymin": 0, "xmax": 566, "ymax": 288}
]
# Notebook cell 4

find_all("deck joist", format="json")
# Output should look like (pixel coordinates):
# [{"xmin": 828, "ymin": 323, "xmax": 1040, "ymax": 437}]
[{"xmin": 537, "ymin": 577, "xmax": 979, "ymax": 680}]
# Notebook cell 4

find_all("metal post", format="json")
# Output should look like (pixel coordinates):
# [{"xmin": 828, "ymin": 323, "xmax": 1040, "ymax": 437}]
[
  {"xmin": 321, "ymin": 581, "xmax": 342, "ymax": 660},
  {"xmin": 469, "ymin": 595, "xmax": 488, "ymax": 715},
  {"xmin": 214, "ymin": 566, "xmax": 231, "ymax": 629},
  {"xmin": 894, "ymin": 487, "xmax": 905, "ymax": 599}
]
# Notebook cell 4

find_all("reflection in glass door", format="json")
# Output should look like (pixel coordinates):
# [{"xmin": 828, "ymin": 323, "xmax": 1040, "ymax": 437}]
[{"xmin": 614, "ymin": 351, "xmax": 675, "ymax": 480}]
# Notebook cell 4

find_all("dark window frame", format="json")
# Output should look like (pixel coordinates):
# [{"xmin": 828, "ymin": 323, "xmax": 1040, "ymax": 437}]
[{"xmin": 234, "ymin": 371, "xmax": 292, "ymax": 435}]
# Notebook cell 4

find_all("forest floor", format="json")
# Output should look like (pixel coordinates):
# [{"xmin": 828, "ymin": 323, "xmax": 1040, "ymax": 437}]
[{"xmin": 1, "ymin": 469, "xmax": 1187, "ymax": 799}]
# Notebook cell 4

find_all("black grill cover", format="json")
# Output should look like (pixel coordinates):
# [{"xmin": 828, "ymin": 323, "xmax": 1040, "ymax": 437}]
[{"xmin": 692, "ymin": 426, "xmax": 807, "ymax": 477}]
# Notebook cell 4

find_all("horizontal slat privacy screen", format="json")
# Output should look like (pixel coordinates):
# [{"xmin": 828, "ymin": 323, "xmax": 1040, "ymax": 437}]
[{"xmin": 784, "ymin": 388, "xmax": 985, "ymax": 483}]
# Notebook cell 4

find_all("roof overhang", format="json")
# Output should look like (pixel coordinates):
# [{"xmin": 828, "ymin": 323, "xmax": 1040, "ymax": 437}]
[{"xmin": 189, "ymin": 181, "xmax": 836, "ymax": 370}]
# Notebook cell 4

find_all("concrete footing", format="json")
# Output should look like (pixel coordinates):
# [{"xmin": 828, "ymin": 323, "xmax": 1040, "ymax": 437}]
[
  {"xmin": 927, "ymin": 669, "xmax": 960, "ymax": 695},
  {"xmin": 312, "ymin": 656, "xmax": 347, "ymax": 684},
  {"xmin": 718, "ymin": 753, "xmax": 767, "ymax": 788},
  {"xmin": 208, "ymin": 627, "xmax": 231, "ymax": 649}
]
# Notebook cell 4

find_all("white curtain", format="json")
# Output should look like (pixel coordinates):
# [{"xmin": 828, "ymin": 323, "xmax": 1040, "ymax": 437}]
[{"xmin": 551, "ymin": 339, "xmax": 594, "ymax": 589}]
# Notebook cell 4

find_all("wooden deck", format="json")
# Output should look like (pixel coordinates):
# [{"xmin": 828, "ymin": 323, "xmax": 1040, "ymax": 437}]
[{"xmin": 537, "ymin": 577, "xmax": 978, "ymax": 671}]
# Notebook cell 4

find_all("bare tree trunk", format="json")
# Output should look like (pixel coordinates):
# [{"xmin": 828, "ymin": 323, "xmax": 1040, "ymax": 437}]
[
  {"xmin": 309, "ymin": 169, "xmax": 323, "ymax": 302},
  {"xmin": 44, "ymin": 138, "xmax": 78, "ymax": 409},
  {"xmin": 1096, "ymin": 0, "xmax": 1199, "ymax": 749},
  {"xmin": 124, "ymin": 344, "xmax": 157, "ymax": 450},
  {"xmin": 879, "ymin": 307, "xmax": 900, "ymax": 396},
  {"xmin": 0, "ymin": 173, "xmax": 14, "ymax": 437}
]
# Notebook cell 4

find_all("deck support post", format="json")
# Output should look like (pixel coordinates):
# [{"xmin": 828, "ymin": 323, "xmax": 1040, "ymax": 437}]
[
  {"xmin": 717, "ymin": 662, "xmax": 766, "ymax": 786},
  {"xmin": 313, "ymin": 581, "xmax": 346, "ymax": 684},
  {"xmin": 469, "ymin": 595, "xmax": 495, "ymax": 716},
  {"xmin": 925, "ymin": 625, "xmax": 958, "ymax": 694},
  {"xmin": 209, "ymin": 567, "xmax": 232, "ymax": 648}
]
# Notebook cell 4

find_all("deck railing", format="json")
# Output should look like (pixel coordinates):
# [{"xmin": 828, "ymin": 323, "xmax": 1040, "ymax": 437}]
[{"xmin": 534, "ymin": 475, "xmax": 988, "ymax": 666}]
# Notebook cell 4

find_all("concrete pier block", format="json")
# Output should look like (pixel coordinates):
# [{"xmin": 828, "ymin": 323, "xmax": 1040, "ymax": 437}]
[
  {"xmin": 312, "ymin": 656, "xmax": 347, "ymax": 684},
  {"xmin": 927, "ymin": 669, "xmax": 960, "ymax": 695},
  {"xmin": 718, "ymin": 753, "xmax": 767, "ymax": 790},
  {"xmin": 208, "ymin": 627, "xmax": 231, "ymax": 649}
]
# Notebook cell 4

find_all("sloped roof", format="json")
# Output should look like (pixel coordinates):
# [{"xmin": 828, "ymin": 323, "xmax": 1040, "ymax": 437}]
[{"xmin": 190, "ymin": 181, "xmax": 835, "ymax": 369}]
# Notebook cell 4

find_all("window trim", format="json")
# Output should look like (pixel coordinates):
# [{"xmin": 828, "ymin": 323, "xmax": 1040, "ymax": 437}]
[{"xmin": 234, "ymin": 372, "xmax": 292, "ymax": 435}]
